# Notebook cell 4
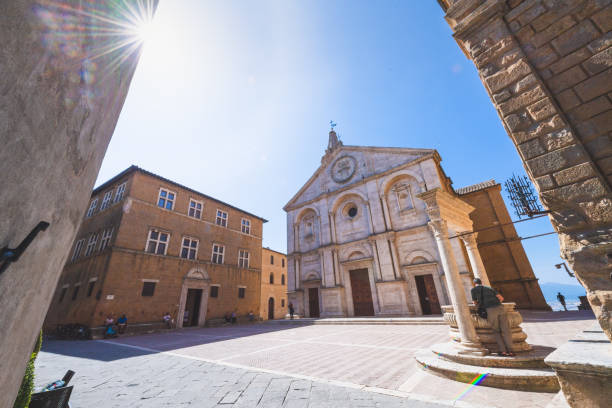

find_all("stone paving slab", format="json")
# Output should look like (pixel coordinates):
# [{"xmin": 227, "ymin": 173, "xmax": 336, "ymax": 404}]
[
  {"xmin": 34, "ymin": 311, "xmax": 596, "ymax": 407},
  {"xmin": 34, "ymin": 340, "xmax": 448, "ymax": 407}
]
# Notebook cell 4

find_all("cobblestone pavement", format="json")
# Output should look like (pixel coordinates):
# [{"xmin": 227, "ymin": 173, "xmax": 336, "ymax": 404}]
[{"xmin": 35, "ymin": 311, "xmax": 595, "ymax": 407}]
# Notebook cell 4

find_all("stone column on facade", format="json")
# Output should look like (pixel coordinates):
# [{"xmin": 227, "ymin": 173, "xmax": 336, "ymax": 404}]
[
  {"xmin": 430, "ymin": 219, "xmax": 486, "ymax": 355},
  {"xmin": 388, "ymin": 234, "xmax": 401, "ymax": 281},
  {"xmin": 380, "ymin": 194, "xmax": 393, "ymax": 231},
  {"xmin": 368, "ymin": 239, "xmax": 383, "ymax": 281},
  {"xmin": 460, "ymin": 233, "xmax": 491, "ymax": 287},
  {"xmin": 295, "ymin": 255, "xmax": 301, "ymax": 290},
  {"xmin": 332, "ymin": 249, "xmax": 341, "ymax": 285}
]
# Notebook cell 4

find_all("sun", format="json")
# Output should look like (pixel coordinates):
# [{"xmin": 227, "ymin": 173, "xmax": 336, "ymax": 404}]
[{"xmin": 136, "ymin": 20, "xmax": 156, "ymax": 44}]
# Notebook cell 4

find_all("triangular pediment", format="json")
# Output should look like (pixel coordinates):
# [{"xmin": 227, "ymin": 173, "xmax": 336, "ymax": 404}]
[{"xmin": 284, "ymin": 145, "xmax": 437, "ymax": 210}]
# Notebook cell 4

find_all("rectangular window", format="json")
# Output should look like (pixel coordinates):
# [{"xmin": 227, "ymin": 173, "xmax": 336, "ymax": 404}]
[
  {"xmin": 238, "ymin": 250, "xmax": 249, "ymax": 268},
  {"xmin": 238, "ymin": 287, "xmax": 245, "ymax": 299},
  {"xmin": 100, "ymin": 190, "xmax": 113, "ymax": 211},
  {"xmin": 71, "ymin": 284, "xmax": 80, "ymax": 301},
  {"xmin": 141, "ymin": 281, "xmax": 156, "ymax": 296},
  {"xmin": 241, "ymin": 218, "xmax": 250, "ymax": 234},
  {"xmin": 146, "ymin": 229, "xmax": 169, "ymax": 255},
  {"xmin": 394, "ymin": 184, "xmax": 414, "ymax": 212},
  {"xmin": 158, "ymin": 188, "xmax": 175, "ymax": 210},
  {"xmin": 181, "ymin": 237, "xmax": 198, "ymax": 260},
  {"xmin": 282, "ymin": 258, "xmax": 285, "ymax": 267},
  {"xmin": 86, "ymin": 199, "xmax": 98, "ymax": 218},
  {"xmin": 87, "ymin": 280, "xmax": 96, "ymax": 297},
  {"xmin": 99, "ymin": 228, "xmax": 113, "ymax": 251},
  {"xmin": 188, "ymin": 199, "xmax": 202, "ymax": 219},
  {"xmin": 59, "ymin": 286, "xmax": 68, "ymax": 303},
  {"xmin": 216, "ymin": 210, "xmax": 228, "ymax": 227},
  {"xmin": 114, "ymin": 182, "xmax": 126, "ymax": 203},
  {"xmin": 210, "ymin": 285, "xmax": 219, "ymax": 298},
  {"xmin": 71, "ymin": 239, "xmax": 85, "ymax": 261},
  {"xmin": 84, "ymin": 234, "xmax": 98, "ymax": 257},
  {"xmin": 282, "ymin": 299, "xmax": 285, "ymax": 307},
  {"xmin": 211, "ymin": 244, "xmax": 224, "ymax": 264},
  {"xmin": 270, "ymin": 255, "xmax": 274, "ymax": 265}
]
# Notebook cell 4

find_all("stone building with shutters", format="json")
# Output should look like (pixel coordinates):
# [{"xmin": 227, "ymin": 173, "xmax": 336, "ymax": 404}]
[
  {"xmin": 284, "ymin": 129, "xmax": 548, "ymax": 317},
  {"xmin": 43, "ymin": 165, "xmax": 266, "ymax": 330},
  {"xmin": 260, "ymin": 248, "xmax": 289, "ymax": 320}
]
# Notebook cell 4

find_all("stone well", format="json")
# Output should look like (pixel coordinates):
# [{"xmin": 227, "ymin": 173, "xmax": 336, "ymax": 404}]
[{"xmin": 442, "ymin": 303, "xmax": 531, "ymax": 353}]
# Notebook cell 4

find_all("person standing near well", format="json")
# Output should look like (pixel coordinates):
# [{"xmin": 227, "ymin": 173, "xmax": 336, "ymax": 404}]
[{"xmin": 471, "ymin": 278, "xmax": 515, "ymax": 357}]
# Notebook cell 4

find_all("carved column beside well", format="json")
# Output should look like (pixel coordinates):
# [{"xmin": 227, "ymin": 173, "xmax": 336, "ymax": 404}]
[
  {"xmin": 430, "ymin": 220, "xmax": 487, "ymax": 355},
  {"xmin": 461, "ymin": 233, "xmax": 491, "ymax": 287}
]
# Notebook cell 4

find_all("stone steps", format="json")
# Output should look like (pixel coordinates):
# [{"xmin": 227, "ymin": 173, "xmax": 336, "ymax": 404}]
[
  {"xmin": 416, "ymin": 346, "xmax": 560, "ymax": 393},
  {"xmin": 266, "ymin": 317, "xmax": 446, "ymax": 326},
  {"xmin": 430, "ymin": 342, "xmax": 553, "ymax": 369}
]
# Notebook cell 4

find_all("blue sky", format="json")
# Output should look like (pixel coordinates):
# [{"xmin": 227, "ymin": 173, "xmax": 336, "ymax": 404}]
[{"xmin": 96, "ymin": 0, "xmax": 579, "ymax": 287}]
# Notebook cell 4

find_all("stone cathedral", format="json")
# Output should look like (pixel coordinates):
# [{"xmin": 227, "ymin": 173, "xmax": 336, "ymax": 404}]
[{"xmin": 284, "ymin": 129, "xmax": 548, "ymax": 318}]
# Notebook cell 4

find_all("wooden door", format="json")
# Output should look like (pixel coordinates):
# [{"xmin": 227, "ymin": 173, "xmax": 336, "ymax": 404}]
[
  {"xmin": 349, "ymin": 269, "xmax": 375, "ymax": 316},
  {"xmin": 415, "ymin": 275, "xmax": 441, "ymax": 315},
  {"xmin": 268, "ymin": 297, "xmax": 275, "ymax": 320},
  {"xmin": 308, "ymin": 288, "xmax": 320, "ymax": 318},
  {"xmin": 184, "ymin": 288, "xmax": 202, "ymax": 326}
]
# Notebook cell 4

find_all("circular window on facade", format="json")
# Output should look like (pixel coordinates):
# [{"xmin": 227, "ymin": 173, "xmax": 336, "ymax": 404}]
[{"xmin": 348, "ymin": 206, "xmax": 358, "ymax": 218}]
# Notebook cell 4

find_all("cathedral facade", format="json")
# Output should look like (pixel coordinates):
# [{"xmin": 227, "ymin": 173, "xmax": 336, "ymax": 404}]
[{"xmin": 284, "ymin": 130, "xmax": 548, "ymax": 318}]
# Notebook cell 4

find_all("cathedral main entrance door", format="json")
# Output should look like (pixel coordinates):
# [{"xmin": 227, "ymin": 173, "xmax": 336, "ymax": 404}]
[
  {"xmin": 415, "ymin": 274, "xmax": 441, "ymax": 315},
  {"xmin": 349, "ymin": 269, "xmax": 374, "ymax": 316},
  {"xmin": 308, "ymin": 288, "xmax": 320, "ymax": 317}
]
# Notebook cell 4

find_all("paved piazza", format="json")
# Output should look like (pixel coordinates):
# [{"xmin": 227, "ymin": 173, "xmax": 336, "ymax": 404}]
[{"xmin": 35, "ymin": 311, "xmax": 594, "ymax": 407}]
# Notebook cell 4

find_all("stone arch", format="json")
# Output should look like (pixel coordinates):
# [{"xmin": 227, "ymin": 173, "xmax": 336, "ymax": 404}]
[
  {"xmin": 185, "ymin": 267, "xmax": 209, "ymax": 281},
  {"xmin": 381, "ymin": 170, "xmax": 424, "ymax": 196},
  {"xmin": 348, "ymin": 250, "xmax": 366, "ymax": 261},
  {"xmin": 330, "ymin": 190, "xmax": 369, "ymax": 214},
  {"xmin": 405, "ymin": 250, "xmax": 435, "ymax": 265},
  {"xmin": 339, "ymin": 243, "xmax": 372, "ymax": 262},
  {"xmin": 295, "ymin": 206, "xmax": 320, "ymax": 224},
  {"xmin": 304, "ymin": 271, "xmax": 321, "ymax": 281}
]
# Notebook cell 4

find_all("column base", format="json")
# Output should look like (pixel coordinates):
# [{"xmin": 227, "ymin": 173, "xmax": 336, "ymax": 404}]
[{"xmin": 455, "ymin": 340, "xmax": 489, "ymax": 356}]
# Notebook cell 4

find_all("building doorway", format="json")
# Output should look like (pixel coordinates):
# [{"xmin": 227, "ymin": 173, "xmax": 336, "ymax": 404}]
[
  {"xmin": 183, "ymin": 288, "xmax": 203, "ymax": 327},
  {"xmin": 268, "ymin": 297, "xmax": 275, "ymax": 320},
  {"xmin": 415, "ymin": 274, "xmax": 441, "ymax": 315},
  {"xmin": 308, "ymin": 287, "xmax": 320, "ymax": 317},
  {"xmin": 349, "ymin": 268, "xmax": 375, "ymax": 316}
]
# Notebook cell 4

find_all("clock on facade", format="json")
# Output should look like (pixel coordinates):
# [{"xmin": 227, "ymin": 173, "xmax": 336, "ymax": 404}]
[{"xmin": 331, "ymin": 155, "xmax": 357, "ymax": 183}]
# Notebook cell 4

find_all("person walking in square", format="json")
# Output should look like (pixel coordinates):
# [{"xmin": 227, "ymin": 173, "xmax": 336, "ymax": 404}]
[
  {"xmin": 557, "ymin": 292, "xmax": 568, "ymax": 311},
  {"xmin": 288, "ymin": 303, "xmax": 294, "ymax": 320},
  {"xmin": 471, "ymin": 278, "xmax": 515, "ymax": 357}
]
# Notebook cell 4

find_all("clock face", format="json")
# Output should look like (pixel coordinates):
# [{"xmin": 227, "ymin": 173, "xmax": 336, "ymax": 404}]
[{"xmin": 331, "ymin": 155, "xmax": 357, "ymax": 183}]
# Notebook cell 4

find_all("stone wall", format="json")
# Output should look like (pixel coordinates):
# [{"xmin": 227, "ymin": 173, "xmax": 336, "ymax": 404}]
[
  {"xmin": 44, "ymin": 167, "xmax": 265, "ymax": 328},
  {"xmin": 438, "ymin": 0, "xmax": 611, "ymax": 338},
  {"xmin": 260, "ymin": 248, "xmax": 289, "ymax": 319},
  {"xmin": 0, "ymin": 1, "xmax": 155, "ymax": 405}
]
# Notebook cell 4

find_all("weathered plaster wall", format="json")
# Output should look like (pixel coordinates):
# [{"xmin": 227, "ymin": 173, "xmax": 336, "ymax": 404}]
[
  {"xmin": 437, "ymin": 0, "xmax": 611, "ymax": 339},
  {"xmin": 0, "ymin": 1, "xmax": 155, "ymax": 405}
]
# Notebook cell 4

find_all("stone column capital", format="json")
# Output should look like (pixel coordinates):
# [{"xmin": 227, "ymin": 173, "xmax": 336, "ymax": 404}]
[
  {"xmin": 460, "ymin": 232, "xmax": 478, "ymax": 248},
  {"xmin": 428, "ymin": 219, "xmax": 448, "ymax": 238}
]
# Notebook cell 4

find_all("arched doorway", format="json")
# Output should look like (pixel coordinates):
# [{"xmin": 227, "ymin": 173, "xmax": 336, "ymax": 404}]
[{"xmin": 268, "ymin": 297, "xmax": 274, "ymax": 320}]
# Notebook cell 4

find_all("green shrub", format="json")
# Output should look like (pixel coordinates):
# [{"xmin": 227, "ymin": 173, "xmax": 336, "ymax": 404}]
[{"xmin": 13, "ymin": 331, "xmax": 43, "ymax": 408}]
